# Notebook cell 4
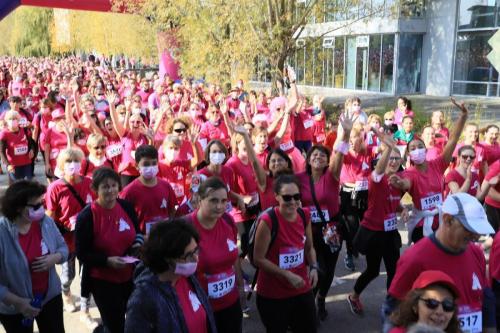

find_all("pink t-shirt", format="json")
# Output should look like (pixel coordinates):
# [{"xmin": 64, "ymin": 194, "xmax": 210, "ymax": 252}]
[
  {"xmin": 292, "ymin": 110, "xmax": 314, "ymax": 142},
  {"xmin": 339, "ymin": 150, "xmax": 373, "ymax": 186},
  {"xmin": 158, "ymin": 160, "xmax": 192, "ymax": 204},
  {"xmin": 174, "ymin": 277, "xmax": 208, "ymax": 333},
  {"xmin": 199, "ymin": 121, "xmax": 230, "ymax": 148},
  {"xmin": 425, "ymin": 146, "xmax": 442, "ymax": 161},
  {"xmin": 45, "ymin": 127, "xmax": 68, "ymax": 169},
  {"xmin": 485, "ymin": 160, "xmax": 500, "ymax": 208},
  {"xmin": 0, "ymin": 129, "xmax": 31, "ymax": 166},
  {"xmin": 259, "ymin": 175, "xmax": 278, "ymax": 210},
  {"xmin": 296, "ymin": 171, "xmax": 340, "ymax": 224},
  {"xmin": 445, "ymin": 169, "xmax": 481, "ymax": 198},
  {"xmin": 225, "ymin": 156, "xmax": 259, "ymax": 222},
  {"xmin": 192, "ymin": 211, "xmax": 239, "ymax": 311},
  {"xmin": 119, "ymin": 178, "xmax": 176, "ymax": 234},
  {"xmin": 118, "ymin": 132, "xmax": 148, "ymax": 176}
]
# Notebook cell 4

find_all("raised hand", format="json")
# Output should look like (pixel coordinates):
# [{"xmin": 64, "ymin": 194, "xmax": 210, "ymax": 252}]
[
  {"xmin": 233, "ymin": 125, "xmax": 249, "ymax": 135},
  {"xmin": 339, "ymin": 111, "xmax": 358, "ymax": 132},
  {"xmin": 105, "ymin": 91, "xmax": 117, "ymax": 105},
  {"xmin": 450, "ymin": 98, "xmax": 468, "ymax": 116},
  {"xmin": 188, "ymin": 124, "xmax": 201, "ymax": 143}
]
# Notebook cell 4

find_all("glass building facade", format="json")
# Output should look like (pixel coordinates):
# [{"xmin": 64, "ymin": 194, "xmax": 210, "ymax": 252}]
[{"xmin": 453, "ymin": 0, "xmax": 500, "ymax": 96}]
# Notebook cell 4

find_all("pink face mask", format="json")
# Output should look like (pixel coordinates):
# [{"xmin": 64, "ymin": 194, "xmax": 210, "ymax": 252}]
[{"xmin": 174, "ymin": 262, "xmax": 197, "ymax": 276}]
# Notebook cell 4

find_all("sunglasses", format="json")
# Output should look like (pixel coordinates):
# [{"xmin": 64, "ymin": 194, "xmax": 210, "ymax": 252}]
[
  {"xmin": 461, "ymin": 154, "xmax": 476, "ymax": 160},
  {"xmin": 93, "ymin": 145, "xmax": 106, "ymax": 150},
  {"xmin": 280, "ymin": 193, "xmax": 301, "ymax": 202},
  {"xmin": 27, "ymin": 202, "xmax": 44, "ymax": 210},
  {"xmin": 419, "ymin": 298, "xmax": 455, "ymax": 312},
  {"xmin": 174, "ymin": 128, "xmax": 187, "ymax": 133},
  {"xmin": 385, "ymin": 118, "xmax": 394, "ymax": 121},
  {"xmin": 389, "ymin": 157, "xmax": 401, "ymax": 161}
]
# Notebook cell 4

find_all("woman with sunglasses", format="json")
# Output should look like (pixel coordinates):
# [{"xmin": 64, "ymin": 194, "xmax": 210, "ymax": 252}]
[
  {"xmin": 445, "ymin": 145, "xmax": 497, "ymax": 201},
  {"xmin": 199, "ymin": 103, "xmax": 231, "ymax": 149},
  {"xmin": 253, "ymin": 174, "xmax": 318, "ymax": 332},
  {"xmin": 390, "ymin": 270, "xmax": 461, "ymax": 333},
  {"xmin": 389, "ymin": 99, "xmax": 468, "ymax": 243},
  {"xmin": 108, "ymin": 92, "xmax": 150, "ymax": 187},
  {"xmin": 163, "ymin": 117, "xmax": 203, "ymax": 161},
  {"xmin": 347, "ymin": 133, "xmax": 403, "ymax": 315},
  {"xmin": 185, "ymin": 177, "xmax": 244, "ymax": 333},
  {"xmin": 0, "ymin": 180, "xmax": 68, "ymax": 333},
  {"xmin": 125, "ymin": 220, "xmax": 217, "ymax": 333},
  {"xmin": 76, "ymin": 167, "xmax": 144, "ymax": 333}
]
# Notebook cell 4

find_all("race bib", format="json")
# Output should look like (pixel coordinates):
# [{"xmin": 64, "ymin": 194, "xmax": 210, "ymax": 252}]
[
  {"xmin": 316, "ymin": 133, "xmax": 326, "ymax": 142},
  {"xmin": 458, "ymin": 309, "xmax": 482, "ymax": 333},
  {"xmin": 14, "ymin": 145, "xmax": 28, "ymax": 156},
  {"xmin": 355, "ymin": 180, "xmax": 369, "ymax": 191},
  {"xmin": 280, "ymin": 141, "xmax": 294, "ymax": 151},
  {"xmin": 420, "ymin": 193, "xmax": 442, "ymax": 210},
  {"xmin": 279, "ymin": 247, "xmax": 304, "ymax": 270},
  {"xmin": 384, "ymin": 216, "xmax": 397, "ymax": 232},
  {"xmin": 172, "ymin": 183, "xmax": 185, "ymax": 198},
  {"xmin": 303, "ymin": 119, "xmax": 314, "ymax": 129},
  {"xmin": 310, "ymin": 207, "xmax": 330, "ymax": 223},
  {"xmin": 207, "ymin": 270, "xmax": 236, "ymax": 299},
  {"xmin": 106, "ymin": 144, "xmax": 123, "ymax": 158},
  {"xmin": 19, "ymin": 117, "xmax": 28, "ymax": 127}
]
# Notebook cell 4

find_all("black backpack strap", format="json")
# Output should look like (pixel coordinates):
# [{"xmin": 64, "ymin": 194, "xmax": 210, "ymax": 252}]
[
  {"xmin": 62, "ymin": 179, "xmax": 86, "ymax": 208},
  {"xmin": 297, "ymin": 207, "xmax": 307, "ymax": 228}
]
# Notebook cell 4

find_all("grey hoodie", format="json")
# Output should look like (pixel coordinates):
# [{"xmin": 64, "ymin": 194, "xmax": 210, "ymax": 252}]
[{"xmin": 0, "ymin": 215, "xmax": 69, "ymax": 314}]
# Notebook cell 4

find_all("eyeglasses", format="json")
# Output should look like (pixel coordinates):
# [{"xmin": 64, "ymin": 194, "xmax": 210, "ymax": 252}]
[
  {"xmin": 461, "ymin": 154, "xmax": 476, "ymax": 160},
  {"xmin": 26, "ymin": 202, "xmax": 44, "ymax": 210},
  {"xmin": 93, "ymin": 145, "xmax": 106, "ymax": 150},
  {"xmin": 174, "ymin": 128, "xmax": 187, "ymax": 133},
  {"xmin": 419, "ymin": 298, "xmax": 455, "ymax": 312},
  {"xmin": 385, "ymin": 118, "xmax": 394, "ymax": 121},
  {"xmin": 180, "ymin": 247, "xmax": 200, "ymax": 261},
  {"xmin": 389, "ymin": 157, "xmax": 401, "ymax": 162},
  {"xmin": 280, "ymin": 193, "xmax": 301, "ymax": 202}
]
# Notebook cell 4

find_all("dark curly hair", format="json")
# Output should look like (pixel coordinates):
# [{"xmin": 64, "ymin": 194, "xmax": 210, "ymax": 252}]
[
  {"xmin": 141, "ymin": 219, "xmax": 199, "ymax": 274},
  {"xmin": 1, "ymin": 180, "xmax": 46, "ymax": 221}
]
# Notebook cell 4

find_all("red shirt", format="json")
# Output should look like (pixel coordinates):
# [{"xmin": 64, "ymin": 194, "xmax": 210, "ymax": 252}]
[
  {"xmin": 292, "ymin": 111, "xmax": 314, "ymax": 141},
  {"xmin": 426, "ymin": 146, "xmax": 442, "ymax": 161},
  {"xmin": 198, "ymin": 166, "xmax": 235, "ymax": 192},
  {"xmin": 45, "ymin": 127, "xmax": 68, "ymax": 169},
  {"xmin": 104, "ymin": 135, "xmax": 123, "ymax": 170},
  {"xmin": 18, "ymin": 222, "xmax": 49, "ymax": 295},
  {"xmin": 191, "ymin": 211, "xmax": 239, "ymax": 311},
  {"xmin": 296, "ymin": 171, "xmax": 340, "ymax": 224},
  {"xmin": 312, "ymin": 117, "xmax": 326, "ymax": 145},
  {"xmin": 256, "ymin": 207, "xmax": 311, "ymax": 299},
  {"xmin": 361, "ymin": 173, "xmax": 402, "ymax": 232},
  {"xmin": 0, "ymin": 129, "xmax": 31, "ymax": 166},
  {"xmin": 158, "ymin": 160, "xmax": 192, "ymax": 204},
  {"xmin": 339, "ymin": 150, "xmax": 373, "ymax": 186},
  {"xmin": 89, "ymin": 202, "xmax": 136, "ymax": 283},
  {"xmin": 45, "ymin": 177, "xmax": 94, "ymax": 252},
  {"xmin": 483, "ymin": 143, "xmax": 500, "ymax": 166},
  {"xmin": 489, "ymin": 229, "xmax": 500, "ymax": 282},
  {"xmin": 174, "ymin": 277, "xmax": 208, "ymax": 333},
  {"xmin": 199, "ymin": 121, "xmax": 230, "ymax": 148},
  {"xmin": 119, "ymin": 178, "xmax": 176, "ymax": 234},
  {"xmin": 81, "ymin": 158, "xmax": 114, "ymax": 178},
  {"xmin": 402, "ymin": 157, "xmax": 448, "ymax": 228},
  {"xmin": 445, "ymin": 169, "xmax": 481, "ymax": 198},
  {"xmin": 389, "ymin": 235, "xmax": 487, "ymax": 328},
  {"xmin": 434, "ymin": 127, "xmax": 449, "ymax": 149},
  {"xmin": 118, "ymin": 132, "xmax": 148, "ymax": 176},
  {"xmin": 259, "ymin": 176, "xmax": 278, "ymax": 211},
  {"xmin": 485, "ymin": 160, "xmax": 500, "ymax": 208},
  {"xmin": 226, "ymin": 156, "xmax": 259, "ymax": 222}
]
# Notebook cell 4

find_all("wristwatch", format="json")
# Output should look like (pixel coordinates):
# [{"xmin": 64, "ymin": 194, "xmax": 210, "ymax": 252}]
[{"xmin": 309, "ymin": 263, "xmax": 319, "ymax": 271}]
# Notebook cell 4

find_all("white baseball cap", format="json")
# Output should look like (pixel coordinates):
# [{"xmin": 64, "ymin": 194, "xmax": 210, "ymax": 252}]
[{"xmin": 441, "ymin": 192, "xmax": 494, "ymax": 235}]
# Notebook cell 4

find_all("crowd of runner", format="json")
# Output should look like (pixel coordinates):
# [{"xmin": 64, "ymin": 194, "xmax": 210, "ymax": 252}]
[{"xmin": 0, "ymin": 55, "xmax": 499, "ymax": 333}]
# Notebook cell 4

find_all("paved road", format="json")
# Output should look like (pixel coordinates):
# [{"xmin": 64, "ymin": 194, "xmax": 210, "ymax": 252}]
[{"xmin": 0, "ymin": 160, "xmax": 409, "ymax": 333}]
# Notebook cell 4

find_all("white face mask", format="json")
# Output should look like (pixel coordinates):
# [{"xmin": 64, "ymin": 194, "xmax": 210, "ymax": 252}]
[
  {"xmin": 352, "ymin": 105, "xmax": 361, "ymax": 113},
  {"xmin": 209, "ymin": 152, "xmax": 225, "ymax": 165},
  {"xmin": 384, "ymin": 120, "xmax": 394, "ymax": 126},
  {"xmin": 174, "ymin": 261, "xmax": 197, "ymax": 276},
  {"xmin": 28, "ymin": 206, "xmax": 45, "ymax": 222},
  {"xmin": 409, "ymin": 148, "xmax": 426, "ymax": 165},
  {"xmin": 139, "ymin": 165, "xmax": 159, "ymax": 180},
  {"xmin": 64, "ymin": 162, "xmax": 81, "ymax": 176},
  {"xmin": 165, "ymin": 149, "xmax": 180, "ymax": 162}
]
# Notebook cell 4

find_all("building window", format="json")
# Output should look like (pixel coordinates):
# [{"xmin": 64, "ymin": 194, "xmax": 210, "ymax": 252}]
[
  {"xmin": 458, "ymin": 0, "xmax": 499, "ymax": 29},
  {"xmin": 381, "ymin": 34, "xmax": 395, "ymax": 93},
  {"xmin": 334, "ymin": 37, "xmax": 345, "ymax": 88},
  {"xmin": 397, "ymin": 33, "xmax": 423, "ymax": 93},
  {"xmin": 368, "ymin": 35, "xmax": 382, "ymax": 91}
]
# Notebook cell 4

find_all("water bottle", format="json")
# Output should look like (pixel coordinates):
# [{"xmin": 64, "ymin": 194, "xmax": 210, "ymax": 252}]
[{"xmin": 21, "ymin": 293, "xmax": 43, "ymax": 327}]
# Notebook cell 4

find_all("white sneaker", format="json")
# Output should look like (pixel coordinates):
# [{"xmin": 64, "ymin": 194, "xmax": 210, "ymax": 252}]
[
  {"xmin": 80, "ymin": 313, "xmax": 99, "ymax": 330},
  {"xmin": 63, "ymin": 294, "xmax": 77, "ymax": 313}
]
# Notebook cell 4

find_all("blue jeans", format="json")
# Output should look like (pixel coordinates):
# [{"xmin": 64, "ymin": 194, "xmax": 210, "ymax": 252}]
[{"xmin": 9, "ymin": 164, "xmax": 34, "ymax": 181}]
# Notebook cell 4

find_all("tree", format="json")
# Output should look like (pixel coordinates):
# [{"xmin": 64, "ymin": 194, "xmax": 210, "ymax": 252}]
[
  {"xmin": 117, "ymin": 0, "xmax": 390, "ymax": 86},
  {"xmin": 8, "ymin": 7, "xmax": 53, "ymax": 57}
]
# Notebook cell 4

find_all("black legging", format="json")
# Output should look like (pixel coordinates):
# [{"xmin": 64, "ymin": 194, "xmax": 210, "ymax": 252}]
[
  {"xmin": 340, "ymin": 189, "xmax": 368, "ymax": 256},
  {"xmin": 485, "ymin": 203, "xmax": 500, "ymax": 234},
  {"xmin": 214, "ymin": 299, "xmax": 243, "ymax": 333},
  {"xmin": 353, "ymin": 229, "xmax": 401, "ymax": 295},
  {"xmin": 312, "ymin": 224, "xmax": 340, "ymax": 298}
]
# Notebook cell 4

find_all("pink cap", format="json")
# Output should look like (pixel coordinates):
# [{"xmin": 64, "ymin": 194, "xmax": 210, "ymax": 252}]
[{"xmin": 411, "ymin": 270, "xmax": 460, "ymax": 298}]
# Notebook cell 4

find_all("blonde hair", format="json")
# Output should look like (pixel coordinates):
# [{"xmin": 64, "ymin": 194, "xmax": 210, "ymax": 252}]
[
  {"xmin": 231, "ymin": 133, "xmax": 245, "ymax": 154},
  {"xmin": 3, "ymin": 110, "xmax": 20, "ymax": 120},
  {"xmin": 384, "ymin": 111, "xmax": 395, "ymax": 119},
  {"xmin": 56, "ymin": 147, "xmax": 84, "ymax": 170},
  {"xmin": 367, "ymin": 114, "xmax": 382, "ymax": 124},
  {"xmin": 86, "ymin": 133, "xmax": 107, "ymax": 149}
]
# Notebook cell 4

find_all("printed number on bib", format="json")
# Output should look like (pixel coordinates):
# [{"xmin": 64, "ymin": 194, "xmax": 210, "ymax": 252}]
[
  {"xmin": 384, "ymin": 216, "xmax": 397, "ymax": 231},
  {"xmin": 280, "ymin": 141, "xmax": 294, "ymax": 151},
  {"xmin": 310, "ymin": 207, "xmax": 330, "ymax": 223},
  {"xmin": 316, "ymin": 134, "xmax": 326, "ymax": 142},
  {"xmin": 14, "ymin": 145, "xmax": 28, "ymax": 156},
  {"xmin": 279, "ymin": 247, "xmax": 304, "ymax": 269},
  {"xmin": 458, "ymin": 310, "xmax": 481, "ymax": 333},
  {"xmin": 303, "ymin": 119, "xmax": 314, "ymax": 129},
  {"xmin": 106, "ymin": 144, "xmax": 123, "ymax": 158},
  {"xmin": 421, "ymin": 193, "xmax": 442, "ymax": 210},
  {"xmin": 207, "ymin": 273, "xmax": 235, "ymax": 299},
  {"xmin": 355, "ymin": 180, "xmax": 369, "ymax": 191}
]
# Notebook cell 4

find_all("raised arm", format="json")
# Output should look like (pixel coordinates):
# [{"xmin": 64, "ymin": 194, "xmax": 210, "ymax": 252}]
[
  {"xmin": 188, "ymin": 124, "xmax": 201, "ymax": 169},
  {"xmin": 442, "ymin": 98, "xmax": 469, "ymax": 164},
  {"xmin": 329, "ymin": 111, "xmax": 355, "ymax": 181},
  {"xmin": 274, "ymin": 99, "xmax": 298, "ymax": 145},
  {"xmin": 108, "ymin": 92, "xmax": 126, "ymax": 138},
  {"xmin": 374, "ymin": 131, "xmax": 397, "ymax": 176},
  {"xmin": 234, "ymin": 126, "xmax": 267, "ymax": 192}
]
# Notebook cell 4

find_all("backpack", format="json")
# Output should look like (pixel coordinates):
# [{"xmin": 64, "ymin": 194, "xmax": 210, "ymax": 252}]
[{"xmin": 246, "ymin": 206, "xmax": 306, "ymax": 300}]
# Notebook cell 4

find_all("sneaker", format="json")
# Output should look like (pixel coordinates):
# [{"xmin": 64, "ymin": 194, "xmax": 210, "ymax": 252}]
[
  {"xmin": 347, "ymin": 295, "xmax": 364, "ymax": 315},
  {"xmin": 242, "ymin": 306, "xmax": 250, "ymax": 319},
  {"xmin": 344, "ymin": 255, "xmax": 355, "ymax": 271},
  {"xmin": 80, "ymin": 313, "xmax": 99, "ymax": 330}
]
